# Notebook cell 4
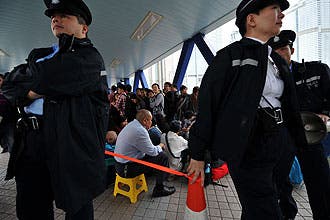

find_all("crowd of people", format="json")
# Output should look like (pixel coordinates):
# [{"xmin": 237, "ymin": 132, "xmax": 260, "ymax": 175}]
[
  {"xmin": 105, "ymin": 82, "xmax": 198, "ymax": 191},
  {"xmin": 0, "ymin": 0, "xmax": 330, "ymax": 219},
  {"xmin": 106, "ymin": 82, "xmax": 199, "ymax": 139}
]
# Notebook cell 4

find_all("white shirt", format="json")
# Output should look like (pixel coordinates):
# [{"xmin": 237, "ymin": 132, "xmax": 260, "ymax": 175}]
[
  {"xmin": 247, "ymin": 37, "xmax": 284, "ymax": 108},
  {"xmin": 115, "ymin": 119, "xmax": 162, "ymax": 163},
  {"xmin": 160, "ymin": 131, "xmax": 188, "ymax": 170}
]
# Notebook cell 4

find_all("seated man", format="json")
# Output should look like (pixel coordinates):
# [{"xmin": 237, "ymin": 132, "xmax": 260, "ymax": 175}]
[{"xmin": 114, "ymin": 109, "xmax": 176, "ymax": 197}]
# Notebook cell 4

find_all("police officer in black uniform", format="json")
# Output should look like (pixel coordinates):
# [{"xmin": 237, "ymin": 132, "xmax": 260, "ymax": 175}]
[
  {"xmin": 269, "ymin": 30, "xmax": 330, "ymax": 220},
  {"xmin": 187, "ymin": 0, "xmax": 307, "ymax": 219},
  {"xmin": 3, "ymin": 0, "xmax": 109, "ymax": 219}
]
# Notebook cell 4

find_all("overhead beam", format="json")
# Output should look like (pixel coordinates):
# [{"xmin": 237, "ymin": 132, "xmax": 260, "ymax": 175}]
[
  {"xmin": 192, "ymin": 33, "xmax": 215, "ymax": 65},
  {"xmin": 172, "ymin": 33, "xmax": 215, "ymax": 89},
  {"xmin": 133, "ymin": 70, "xmax": 149, "ymax": 93},
  {"xmin": 172, "ymin": 39, "xmax": 194, "ymax": 89}
]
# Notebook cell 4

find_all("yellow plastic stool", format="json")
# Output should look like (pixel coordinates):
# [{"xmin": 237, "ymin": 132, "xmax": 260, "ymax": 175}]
[{"xmin": 113, "ymin": 173, "xmax": 148, "ymax": 203}]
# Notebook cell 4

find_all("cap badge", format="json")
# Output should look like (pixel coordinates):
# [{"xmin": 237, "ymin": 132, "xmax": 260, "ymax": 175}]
[
  {"xmin": 51, "ymin": 0, "xmax": 60, "ymax": 4},
  {"xmin": 274, "ymin": 36, "xmax": 280, "ymax": 43}
]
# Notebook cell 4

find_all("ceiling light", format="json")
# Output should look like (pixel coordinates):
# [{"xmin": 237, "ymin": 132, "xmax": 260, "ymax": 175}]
[
  {"xmin": 131, "ymin": 11, "xmax": 163, "ymax": 41},
  {"xmin": 110, "ymin": 58, "xmax": 121, "ymax": 68}
]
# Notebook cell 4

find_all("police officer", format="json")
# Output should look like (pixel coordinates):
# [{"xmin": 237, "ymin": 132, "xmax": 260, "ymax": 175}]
[
  {"xmin": 187, "ymin": 0, "xmax": 307, "ymax": 219},
  {"xmin": 3, "ymin": 0, "xmax": 109, "ymax": 219},
  {"xmin": 269, "ymin": 30, "xmax": 330, "ymax": 220}
]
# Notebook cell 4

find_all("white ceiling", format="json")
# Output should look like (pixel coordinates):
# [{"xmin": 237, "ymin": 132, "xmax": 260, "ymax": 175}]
[{"xmin": 0, "ymin": 0, "xmax": 240, "ymax": 81}]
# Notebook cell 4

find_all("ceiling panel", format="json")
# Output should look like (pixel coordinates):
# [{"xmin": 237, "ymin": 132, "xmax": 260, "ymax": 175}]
[{"xmin": 0, "ymin": 0, "xmax": 240, "ymax": 81}]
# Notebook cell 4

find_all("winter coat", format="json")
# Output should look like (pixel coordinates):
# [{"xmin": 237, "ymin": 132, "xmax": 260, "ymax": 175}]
[{"xmin": 189, "ymin": 38, "xmax": 307, "ymax": 164}]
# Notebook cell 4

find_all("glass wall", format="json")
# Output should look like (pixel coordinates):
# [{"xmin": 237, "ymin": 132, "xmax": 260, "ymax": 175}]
[{"xmin": 134, "ymin": 0, "xmax": 330, "ymax": 92}]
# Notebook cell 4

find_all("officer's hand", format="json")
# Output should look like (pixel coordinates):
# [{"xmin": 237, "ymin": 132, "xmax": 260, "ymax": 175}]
[
  {"xmin": 58, "ymin": 33, "xmax": 75, "ymax": 53},
  {"xmin": 187, "ymin": 159, "xmax": 205, "ymax": 186},
  {"xmin": 27, "ymin": 90, "xmax": 42, "ymax": 99},
  {"xmin": 316, "ymin": 114, "xmax": 330, "ymax": 123}
]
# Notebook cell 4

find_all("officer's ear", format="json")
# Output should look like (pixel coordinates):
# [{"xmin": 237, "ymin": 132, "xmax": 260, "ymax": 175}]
[
  {"xmin": 82, "ymin": 25, "xmax": 88, "ymax": 35},
  {"xmin": 246, "ymin": 14, "xmax": 257, "ymax": 28},
  {"xmin": 290, "ymin": 47, "xmax": 295, "ymax": 55}
]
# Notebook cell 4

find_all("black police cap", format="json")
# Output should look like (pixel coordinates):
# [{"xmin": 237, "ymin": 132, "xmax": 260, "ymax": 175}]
[
  {"xmin": 235, "ymin": 0, "xmax": 289, "ymax": 29},
  {"xmin": 268, "ymin": 30, "xmax": 296, "ymax": 50},
  {"xmin": 44, "ymin": 0, "xmax": 92, "ymax": 26}
]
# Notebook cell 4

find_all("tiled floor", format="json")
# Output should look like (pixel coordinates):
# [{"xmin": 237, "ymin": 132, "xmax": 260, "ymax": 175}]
[{"xmin": 0, "ymin": 152, "xmax": 314, "ymax": 219}]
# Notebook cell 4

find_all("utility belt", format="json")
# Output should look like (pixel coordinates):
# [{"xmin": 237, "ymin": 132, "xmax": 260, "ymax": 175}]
[
  {"xmin": 16, "ymin": 114, "xmax": 43, "ymax": 131},
  {"xmin": 256, "ymin": 107, "xmax": 284, "ymax": 133}
]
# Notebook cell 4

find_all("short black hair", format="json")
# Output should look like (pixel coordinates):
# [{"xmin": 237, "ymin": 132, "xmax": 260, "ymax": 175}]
[
  {"xmin": 192, "ymin": 86, "xmax": 199, "ymax": 94},
  {"xmin": 125, "ymin": 84, "xmax": 132, "ymax": 92},
  {"xmin": 180, "ymin": 85, "xmax": 187, "ymax": 92},
  {"xmin": 111, "ymin": 85, "xmax": 117, "ymax": 92},
  {"xmin": 77, "ymin": 14, "xmax": 87, "ymax": 25},
  {"xmin": 117, "ymin": 83, "xmax": 125, "ymax": 90},
  {"xmin": 171, "ymin": 84, "xmax": 178, "ymax": 89},
  {"xmin": 169, "ymin": 120, "xmax": 182, "ymax": 133},
  {"xmin": 164, "ymin": 82, "xmax": 171, "ymax": 87},
  {"xmin": 152, "ymin": 83, "xmax": 160, "ymax": 89}
]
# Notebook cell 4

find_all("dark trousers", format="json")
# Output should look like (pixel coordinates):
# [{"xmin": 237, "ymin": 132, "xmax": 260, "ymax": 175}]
[
  {"xmin": 0, "ymin": 121, "xmax": 14, "ymax": 152},
  {"xmin": 65, "ymin": 201, "xmax": 94, "ymax": 220},
  {"xmin": 15, "ymin": 128, "xmax": 54, "ymax": 220},
  {"xmin": 115, "ymin": 151, "xmax": 169, "ymax": 186},
  {"xmin": 228, "ymin": 126, "xmax": 295, "ymax": 220},
  {"xmin": 15, "ymin": 129, "xmax": 94, "ymax": 220},
  {"xmin": 280, "ymin": 144, "xmax": 330, "ymax": 220},
  {"xmin": 279, "ymin": 177, "xmax": 298, "ymax": 219}
]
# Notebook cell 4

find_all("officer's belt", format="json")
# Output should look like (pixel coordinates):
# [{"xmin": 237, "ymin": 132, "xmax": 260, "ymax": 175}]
[
  {"xmin": 257, "ymin": 107, "xmax": 283, "ymax": 125},
  {"xmin": 16, "ymin": 114, "xmax": 43, "ymax": 131},
  {"xmin": 255, "ymin": 107, "xmax": 284, "ymax": 133}
]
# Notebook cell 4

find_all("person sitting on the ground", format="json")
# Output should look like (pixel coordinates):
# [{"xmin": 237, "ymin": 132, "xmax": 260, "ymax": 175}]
[
  {"xmin": 155, "ymin": 113, "xmax": 170, "ymax": 133},
  {"xmin": 106, "ymin": 131, "xmax": 117, "ymax": 146},
  {"xmin": 114, "ymin": 109, "xmax": 176, "ymax": 197},
  {"xmin": 148, "ymin": 118, "xmax": 162, "ymax": 145},
  {"xmin": 161, "ymin": 120, "xmax": 189, "ymax": 171},
  {"xmin": 104, "ymin": 131, "xmax": 117, "ymax": 188},
  {"xmin": 180, "ymin": 110, "xmax": 196, "ymax": 140}
]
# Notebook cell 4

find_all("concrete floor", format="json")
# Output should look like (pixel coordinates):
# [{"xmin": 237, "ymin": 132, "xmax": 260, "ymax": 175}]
[{"xmin": 0, "ymin": 152, "xmax": 314, "ymax": 220}]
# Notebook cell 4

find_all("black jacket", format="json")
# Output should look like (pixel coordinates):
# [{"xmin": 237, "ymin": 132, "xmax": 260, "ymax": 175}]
[
  {"xmin": 189, "ymin": 38, "xmax": 306, "ymax": 164},
  {"xmin": 5, "ymin": 36, "xmax": 109, "ymax": 214},
  {"xmin": 291, "ymin": 60, "xmax": 330, "ymax": 114}
]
